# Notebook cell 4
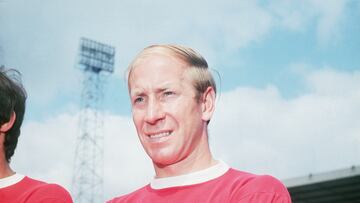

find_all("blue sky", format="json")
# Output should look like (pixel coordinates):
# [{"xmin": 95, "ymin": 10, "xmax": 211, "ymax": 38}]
[{"xmin": 1, "ymin": 0, "xmax": 360, "ymax": 200}]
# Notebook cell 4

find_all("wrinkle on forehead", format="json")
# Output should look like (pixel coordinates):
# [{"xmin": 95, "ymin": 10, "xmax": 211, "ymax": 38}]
[
  {"xmin": 129, "ymin": 49, "xmax": 190, "ymax": 79},
  {"xmin": 128, "ymin": 53, "xmax": 189, "ymax": 87}
]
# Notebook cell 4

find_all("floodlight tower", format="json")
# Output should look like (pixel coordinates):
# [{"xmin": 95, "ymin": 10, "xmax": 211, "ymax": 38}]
[{"xmin": 72, "ymin": 37, "xmax": 115, "ymax": 203}]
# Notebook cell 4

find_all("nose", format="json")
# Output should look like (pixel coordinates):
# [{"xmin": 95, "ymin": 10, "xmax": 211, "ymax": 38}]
[{"xmin": 144, "ymin": 98, "xmax": 165, "ymax": 125}]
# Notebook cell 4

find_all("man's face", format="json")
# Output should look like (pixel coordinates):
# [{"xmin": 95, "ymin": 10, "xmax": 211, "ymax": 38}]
[{"xmin": 129, "ymin": 53, "xmax": 206, "ymax": 166}]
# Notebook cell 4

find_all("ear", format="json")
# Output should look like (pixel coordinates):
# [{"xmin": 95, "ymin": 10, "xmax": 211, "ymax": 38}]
[
  {"xmin": 0, "ymin": 112, "xmax": 16, "ymax": 133},
  {"xmin": 201, "ymin": 86, "xmax": 216, "ymax": 122}
]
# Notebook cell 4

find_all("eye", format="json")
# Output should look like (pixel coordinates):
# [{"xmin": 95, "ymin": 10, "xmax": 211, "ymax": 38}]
[
  {"xmin": 134, "ymin": 97, "xmax": 144, "ymax": 104},
  {"xmin": 163, "ymin": 91, "xmax": 175, "ymax": 96}
]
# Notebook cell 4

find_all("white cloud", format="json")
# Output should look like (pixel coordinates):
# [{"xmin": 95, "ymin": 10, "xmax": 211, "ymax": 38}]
[
  {"xmin": 269, "ymin": 0, "xmax": 313, "ymax": 31},
  {"xmin": 305, "ymin": 67, "xmax": 360, "ymax": 97},
  {"xmin": 269, "ymin": 0, "xmax": 349, "ymax": 45},
  {"xmin": 210, "ymin": 67, "xmax": 360, "ymax": 180},
  {"xmin": 310, "ymin": 0, "xmax": 348, "ymax": 45},
  {"xmin": 12, "ymin": 113, "xmax": 77, "ymax": 191},
  {"xmin": 103, "ymin": 114, "xmax": 154, "ymax": 199}
]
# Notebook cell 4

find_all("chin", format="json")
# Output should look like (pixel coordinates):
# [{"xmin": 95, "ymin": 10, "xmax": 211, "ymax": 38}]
[{"xmin": 150, "ymin": 152, "xmax": 179, "ymax": 167}]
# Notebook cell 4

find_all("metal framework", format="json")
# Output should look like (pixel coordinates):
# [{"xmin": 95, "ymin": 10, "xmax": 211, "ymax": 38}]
[{"xmin": 72, "ymin": 37, "xmax": 115, "ymax": 203}]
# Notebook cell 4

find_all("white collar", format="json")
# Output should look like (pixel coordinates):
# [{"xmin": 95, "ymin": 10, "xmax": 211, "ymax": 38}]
[
  {"xmin": 150, "ymin": 160, "xmax": 229, "ymax": 189},
  {"xmin": 0, "ymin": 173, "xmax": 25, "ymax": 189}
]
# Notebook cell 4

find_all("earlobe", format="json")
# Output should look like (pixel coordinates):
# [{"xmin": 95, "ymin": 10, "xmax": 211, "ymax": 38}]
[
  {"xmin": 0, "ymin": 112, "xmax": 16, "ymax": 133},
  {"xmin": 201, "ymin": 87, "xmax": 216, "ymax": 122}
]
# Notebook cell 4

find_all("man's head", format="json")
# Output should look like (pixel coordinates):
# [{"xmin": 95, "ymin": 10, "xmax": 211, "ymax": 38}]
[
  {"xmin": 127, "ymin": 45, "xmax": 216, "ymax": 170},
  {"xmin": 0, "ymin": 67, "xmax": 27, "ymax": 163},
  {"xmin": 128, "ymin": 45, "xmax": 217, "ymax": 101}
]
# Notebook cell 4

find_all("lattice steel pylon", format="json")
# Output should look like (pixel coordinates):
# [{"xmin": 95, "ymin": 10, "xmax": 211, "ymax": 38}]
[{"xmin": 72, "ymin": 37, "xmax": 115, "ymax": 203}]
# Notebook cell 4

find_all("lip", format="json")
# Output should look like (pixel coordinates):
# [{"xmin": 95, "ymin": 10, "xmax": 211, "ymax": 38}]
[{"xmin": 144, "ymin": 130, "xmax": 173, "ymax": 143}]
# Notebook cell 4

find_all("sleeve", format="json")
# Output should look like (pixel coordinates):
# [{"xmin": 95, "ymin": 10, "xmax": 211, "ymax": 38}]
[
  {"xmin": 237, "ymin": 192, "xmax": 291, "ymax": 203},
  {"xmin": 230, "ymin": 175, "xmax": 292, "ymax": 203},
  {"xmin": 27, "ymin": 184, "xmax": 73, "ymax": 203}
]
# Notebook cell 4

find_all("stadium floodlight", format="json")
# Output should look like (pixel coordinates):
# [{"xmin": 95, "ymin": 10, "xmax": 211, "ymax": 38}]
[
  {"xmin": 78, "ymin": 37, "xmax": 115, "ymax": 73},
  {"xmin": 72, "ymin": 37, "xmax": 115, "ymax": 203}
]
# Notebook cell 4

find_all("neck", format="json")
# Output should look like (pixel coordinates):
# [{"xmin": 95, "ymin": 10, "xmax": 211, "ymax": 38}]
[
  {"xmin": 153, "ymin": 129, "xmax": 217, "ymax": 178},
  {"xmin": 0, "ymin": 158, "xmax": 14, "ymax": 179},
  {"xmin": 0, "ymin": 133, "xmax": 14, "ymax": 178}
]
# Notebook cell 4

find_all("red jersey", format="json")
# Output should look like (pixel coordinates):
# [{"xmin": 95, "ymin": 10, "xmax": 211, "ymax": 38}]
[
  {"xmin": 0, "ymin": 174, "xmax": 73, "ymax": 203},
  {"xmin": 108, "ymin": 161, "xmax": 291, "ymax": 203}
]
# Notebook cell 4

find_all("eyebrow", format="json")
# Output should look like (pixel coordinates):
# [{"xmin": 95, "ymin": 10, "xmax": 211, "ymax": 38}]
[
  {"xmin": 130, "ymin": 90, "xmax": 144, "ymax": 98},
  {"xmin": 130, "ymin": 81, "xmax": 181, "ymax": 97}
]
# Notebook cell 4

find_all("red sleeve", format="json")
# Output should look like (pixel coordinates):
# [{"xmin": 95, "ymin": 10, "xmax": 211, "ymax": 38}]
[
  {"xmin": 237, "ymin": 192, "xmax": 291, "ymax": 203},
  {"xmin": 27, "ymin": 184, "xmax": 73, "ymax": 203},
  {"xmin": 231, "ymin": 175, "xmax": 291, "ymax": 203}
]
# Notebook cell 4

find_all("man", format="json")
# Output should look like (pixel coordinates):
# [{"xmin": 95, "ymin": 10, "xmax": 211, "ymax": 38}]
[
  {"xmin": 0, "ymin": 67, "xmax": 73, "ymax": 203},
  {"xmin": 108, "ymin": 45, "xmax": 291, "ymax": 202}
]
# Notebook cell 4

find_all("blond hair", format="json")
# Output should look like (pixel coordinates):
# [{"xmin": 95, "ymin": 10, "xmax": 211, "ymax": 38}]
[{"xmin": 127, "ymin": 44, "xmax": 216, "ymax": 100}]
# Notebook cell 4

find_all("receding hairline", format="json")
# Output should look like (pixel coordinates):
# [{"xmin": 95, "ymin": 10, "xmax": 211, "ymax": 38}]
[{"xmin": 127, "ymin": 45, "xmax": 208, "ymax": 79}]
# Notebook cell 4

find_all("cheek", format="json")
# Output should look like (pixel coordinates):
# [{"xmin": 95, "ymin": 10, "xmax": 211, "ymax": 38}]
[
  {"xmin": 132, "ymin": 111, "xmax": 143, "ymax": 129},
  {"xmin": 167, "ymin": 98, "xmax": 190, "ymax": 114}
]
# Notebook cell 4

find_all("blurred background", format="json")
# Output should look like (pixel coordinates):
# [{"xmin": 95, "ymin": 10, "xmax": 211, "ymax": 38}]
[{"xmin": 1, "ymin": 0, "xmax": 359, "ymax": 201}]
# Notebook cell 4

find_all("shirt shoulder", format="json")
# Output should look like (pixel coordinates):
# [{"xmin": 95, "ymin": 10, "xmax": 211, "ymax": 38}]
[
  {"xmin": 227, "ymin": 169, "xmax": 291, "ymax": 203},
  {"xmin": 21, "ymin": 177, "xmax": 73, "ymax": 203}
]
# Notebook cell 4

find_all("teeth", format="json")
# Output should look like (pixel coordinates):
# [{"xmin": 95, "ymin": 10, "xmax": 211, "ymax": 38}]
[{"xmin": 149, "ymin": 132, "xmax": 170, "ymax": 138}]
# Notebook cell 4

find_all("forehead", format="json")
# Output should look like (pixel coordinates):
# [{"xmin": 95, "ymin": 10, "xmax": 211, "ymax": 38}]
[{"xmin": 128, "ymin": 53, "xmax": 190, "ymax": 89}]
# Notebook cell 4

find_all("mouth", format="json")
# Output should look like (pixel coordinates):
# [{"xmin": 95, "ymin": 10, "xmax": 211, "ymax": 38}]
[{"xmin": 146, "ymin": 131, "xmax": 172, "ymax": 142}]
